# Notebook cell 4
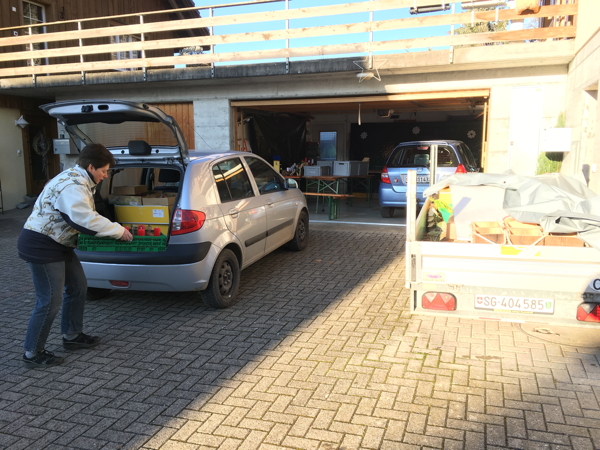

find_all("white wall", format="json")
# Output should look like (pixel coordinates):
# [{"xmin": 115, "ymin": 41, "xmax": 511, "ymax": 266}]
[
  {"xmin": 562, "ymin": 28, "xmax": 600, "ymax": 193},
  {"xmin": 0, "ymin": 107, "xmax": 28, "ymax": 210},
  {"xmin": 57, "ymin": 65, "xmax": 570, "ymax": 177},
  {"xmin": 192, "ymin": 98, "xmax": 232, "ymax": 151}
]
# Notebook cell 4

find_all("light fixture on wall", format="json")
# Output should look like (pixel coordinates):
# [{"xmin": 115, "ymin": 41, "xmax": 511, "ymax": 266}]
[
  {"xmin": 461, "ymin": 0, "xmax": 507, "ymax": 9},
  {"xmin": 15, "ymin": 115, "xmax": 29, "ymax": 129},
  {"xmin": 353, "ymin": 59, "xmax": 387, "ymax": 83},
  {"xmin": 410, "ymin": 4, "xmax": 451, "ymax": 14}
]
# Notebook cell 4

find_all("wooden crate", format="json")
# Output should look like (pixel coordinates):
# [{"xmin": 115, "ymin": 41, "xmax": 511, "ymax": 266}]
[
  {"xmin": 543, "ymin": 233, "xmax": 585, "ymax": 247},
  {"xmin": 472, "ymin": 226, "xmax": 505, "ymax": 244},
  {"xmin": 507, "ymin": 227, "xmax": 544, "ymax": 246}
]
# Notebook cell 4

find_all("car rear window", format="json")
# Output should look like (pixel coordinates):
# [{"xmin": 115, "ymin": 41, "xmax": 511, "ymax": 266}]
[{"xmin": 388, "ymin": 145, "xmax": 457, "ymax": 168}]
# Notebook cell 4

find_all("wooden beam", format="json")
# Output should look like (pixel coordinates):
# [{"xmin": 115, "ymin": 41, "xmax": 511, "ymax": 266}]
[{"xmin": 231, "ymin": 90, "xmax": 491, "ymax": 108}]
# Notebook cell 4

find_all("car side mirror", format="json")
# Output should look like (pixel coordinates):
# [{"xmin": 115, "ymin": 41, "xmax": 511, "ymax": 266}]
[{"xmin": 286, "ymin": 178, "xmax": 298, "ymax": 189}]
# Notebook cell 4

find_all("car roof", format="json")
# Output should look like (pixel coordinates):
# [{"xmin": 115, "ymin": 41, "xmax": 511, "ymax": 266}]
[
  {"xmin": 395, "ymin": 140, "xmax": 464, "ymax": 147},
  {"xmin": 188, "ymin": 150, "xmax": 263, "ymax": 163}
]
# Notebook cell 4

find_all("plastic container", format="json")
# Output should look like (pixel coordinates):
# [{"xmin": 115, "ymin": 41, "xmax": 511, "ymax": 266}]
[
  {"xmin": 77, "ymin": 235, "xmax": 167, "ymax": 252},
  {"xmin": 332, "ymin": 161, "xmax": 369, "ymax": 176},
  {"xmin": 304, "ymin": 165, "xmax": 330, "ymax": 176}
]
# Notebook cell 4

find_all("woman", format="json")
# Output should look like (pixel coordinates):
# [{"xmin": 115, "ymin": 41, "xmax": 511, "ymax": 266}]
[{"xmin": 18, "ymin": 143, "xmax": 133, "ymax": 368}]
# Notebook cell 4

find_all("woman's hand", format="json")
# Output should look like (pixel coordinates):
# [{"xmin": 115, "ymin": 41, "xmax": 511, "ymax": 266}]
[{"xmin": 119, "ymin": 228, "xmax": 133, "ymax": 241}]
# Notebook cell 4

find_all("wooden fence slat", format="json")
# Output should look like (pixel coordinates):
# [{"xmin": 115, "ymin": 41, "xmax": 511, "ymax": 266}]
[
  {"xmin": 0, "ymin": 27, "xmax": 576, "ymax": 78},
  {"xmin": 0, "ymin": 3, "xmax": 576, "ymax": 48},
  {"xmin": 0, "ymin": 3, "xmax": 578, "ymax": 64}
]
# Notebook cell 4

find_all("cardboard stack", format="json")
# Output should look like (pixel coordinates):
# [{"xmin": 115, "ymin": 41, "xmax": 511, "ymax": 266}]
[{"xmin": 109, "ymin": 185, "xmax": 176, "ymax": 235}]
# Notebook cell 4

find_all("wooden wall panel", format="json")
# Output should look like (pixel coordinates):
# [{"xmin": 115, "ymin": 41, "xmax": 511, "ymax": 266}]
[
  {"xmin": 0, "ymin": 0, "xmax": 194, "ymax": 68},
  {"xmin": 150, "ymin": 103, "xmax": 195, "ymax": 150}
]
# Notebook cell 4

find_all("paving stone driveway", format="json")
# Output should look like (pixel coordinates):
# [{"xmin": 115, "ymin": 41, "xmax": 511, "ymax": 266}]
[{"xmin": 2, "ymin": 208, "xmax": 600, "ymax": 450}]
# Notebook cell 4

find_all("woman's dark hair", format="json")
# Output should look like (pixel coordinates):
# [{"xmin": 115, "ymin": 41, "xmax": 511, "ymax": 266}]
[{"xmin": 76, "ymin": 143, "xmax": 116, "ymax": 169}]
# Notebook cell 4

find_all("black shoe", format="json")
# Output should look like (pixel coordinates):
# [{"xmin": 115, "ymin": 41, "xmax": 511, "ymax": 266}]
[
  {"xmin": 63, "ymin": 333, "xmax": 101, "ymax": 350},
  {"xmin": 23, "ymin": 349, "xmax": 64, "ymax": 369}
]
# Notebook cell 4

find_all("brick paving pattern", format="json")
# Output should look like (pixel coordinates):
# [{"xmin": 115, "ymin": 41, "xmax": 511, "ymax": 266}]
[{"xmin": 1, "ymin": 208, "xmax": 600, "ymax": 449}]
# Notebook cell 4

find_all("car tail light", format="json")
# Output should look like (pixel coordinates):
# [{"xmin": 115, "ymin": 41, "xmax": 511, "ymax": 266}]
[
  {"xmin": 110, "ymin": 280, "xmax": 130, "ymax": 288},
  {"xmin": 422, "ymin": 292, "xmax": 457, "ymax": 311},
  {"xmin": 381, "ymin": 166, "xmax": 391, "ymax": 184},
  {"xmin": 171, "ymin": 209, "xmax": 206, "ymax": 235},
  {"xmin": 576, "ymin": 303, "xmax": 600, "ymax": 322},
  {"xmin": 455, "ymin": 164, "xmax": 467, "ymax": 174}
]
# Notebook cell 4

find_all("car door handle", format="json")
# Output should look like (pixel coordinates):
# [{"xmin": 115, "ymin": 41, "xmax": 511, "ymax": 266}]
[
  {"xmin": 229, "ymin": 208, "xmax": 239, "ymax": 218},
  {"xmin": 266, "ymin": 201, "xmax": 273, "ymax": 207}
]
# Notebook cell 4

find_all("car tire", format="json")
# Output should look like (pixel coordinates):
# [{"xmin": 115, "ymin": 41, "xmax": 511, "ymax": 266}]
[
  {"xmin": 287, "ymin": 210, "xmax": 309, "ymax": 251},
  {"xmin": 380, "ymin": 207, "xmax": 395, "ymax": 218},
  {"xmin": 86, "ymin": 287, "xmax": 112, "ymax": 301},
  {"xmin": 202, "ymin": 249, "xmax": 241, "ymax": 309}
]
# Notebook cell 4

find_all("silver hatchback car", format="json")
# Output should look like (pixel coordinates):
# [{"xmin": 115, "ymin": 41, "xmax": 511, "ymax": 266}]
[{"xmin": 41, "ymin": 100, "xmax": 309, "ymax": 308}]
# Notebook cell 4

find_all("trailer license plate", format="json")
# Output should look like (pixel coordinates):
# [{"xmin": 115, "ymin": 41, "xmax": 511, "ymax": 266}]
[{"xmin": 475, "ymin": 295, "xmax": 554, "ymax": 314}]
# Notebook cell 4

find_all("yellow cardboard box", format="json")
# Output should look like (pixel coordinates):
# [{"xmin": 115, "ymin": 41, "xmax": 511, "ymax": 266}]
[{"xmin": 115, "ymin": 205, "xmax": 170, "ymax": 234}]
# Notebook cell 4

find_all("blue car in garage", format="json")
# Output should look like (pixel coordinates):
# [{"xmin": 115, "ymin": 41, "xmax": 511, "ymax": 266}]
[{"xmin": 378, "ymin": 140, "xmax": 479, "ymax": 218}]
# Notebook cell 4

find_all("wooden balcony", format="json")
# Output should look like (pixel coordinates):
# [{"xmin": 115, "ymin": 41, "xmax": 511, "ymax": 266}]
[{"xmin": 0, "ymin": 0, "xmax": 578, "ymax": 86}]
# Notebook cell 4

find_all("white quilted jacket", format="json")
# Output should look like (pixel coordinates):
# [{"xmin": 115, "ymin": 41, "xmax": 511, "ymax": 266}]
[{"xmin": 24, "ymin": 165, "xmax": 125, "ymax": 248}]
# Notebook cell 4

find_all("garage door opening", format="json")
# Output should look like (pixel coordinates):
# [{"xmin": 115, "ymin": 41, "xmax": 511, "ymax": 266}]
[{"xmin": 232, "ymin": 90, "xmax": 489, "ymax": 223}]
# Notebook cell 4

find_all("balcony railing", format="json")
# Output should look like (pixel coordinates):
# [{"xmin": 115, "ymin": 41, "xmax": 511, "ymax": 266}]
[{"xmin": 0, "ymin": 0, "xmax": 577, "ymax": 82}]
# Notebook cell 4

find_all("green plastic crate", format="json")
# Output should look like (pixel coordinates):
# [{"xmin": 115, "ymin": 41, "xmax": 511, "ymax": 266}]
[{"xmin": 77, "ymin": 234, "xmax": 167, "ymax": 252}]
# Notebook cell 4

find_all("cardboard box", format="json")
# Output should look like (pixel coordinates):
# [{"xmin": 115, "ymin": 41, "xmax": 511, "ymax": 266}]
[
  {"xmin": 112, "ymin": 185, "xmax": 147, "ymax": 195},
  {"xmin": 141, "ymin": 192, "xmax": 176, "ymax": 207},
  {"xmin": 440, "ymin": 220, "xmax": 457, "ymax": 241},
  {"xmin": 115, "ymin": 205, "xmax": 170, "ymax": 234},
  {"xmin": 108, "ymin": 194, "xmax": 142, "ymax": 206}
]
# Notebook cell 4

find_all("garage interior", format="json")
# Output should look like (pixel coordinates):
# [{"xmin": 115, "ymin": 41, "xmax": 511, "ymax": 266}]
[{"xmin": 233, "ymin": 90, "xmax": 490, "ymax": 222}]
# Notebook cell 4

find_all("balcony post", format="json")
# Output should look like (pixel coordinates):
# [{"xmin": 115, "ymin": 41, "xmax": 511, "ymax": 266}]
[
  {"xmin": 78, "ymin": 21, "xmax": 85, "ymax": 84},
  {"xmin": 140, "ymin": 15, "xmax": 146, "ymax": 81}
]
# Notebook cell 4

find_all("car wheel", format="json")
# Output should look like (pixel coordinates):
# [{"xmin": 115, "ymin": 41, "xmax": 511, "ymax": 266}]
[
  {"xmin": 86, "ymin": 287, "xmax": 112, "ymax": 301},
  {"xmin": 287, "ymin": 210, "xmax": 309, "ymax": 251},
  {"xmin": 202, "ymin": 249, "xmax": 241, "ymax": 308},
  {"xmin": 380, "ymin": 207, "xmax": 395, "ymax": 218}
]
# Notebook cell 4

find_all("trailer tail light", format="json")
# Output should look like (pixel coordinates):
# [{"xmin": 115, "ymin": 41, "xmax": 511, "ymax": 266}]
[
  {"xmin": 171, "ymin": 209, "xmax": 206, "ymax": 235},
  {"xmin": 576, "ymin": 303, "xmax": 600, "ymax": 322},
  {"xmin": 455, "ymin": 164, "xmax": 467, "ymax": 174},
  {"xmin": 422, "ymin": 292, "xmax": 457, "ymax": 311},
  {"xmin": 381, "ymin": 166, "xmax": 391, "ymax": 184}
]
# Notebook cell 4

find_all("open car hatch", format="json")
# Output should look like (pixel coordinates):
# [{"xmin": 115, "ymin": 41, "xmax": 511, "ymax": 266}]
[{"xmin": 40, "ymin": 100, "xmax": 189, "ymax": 164}]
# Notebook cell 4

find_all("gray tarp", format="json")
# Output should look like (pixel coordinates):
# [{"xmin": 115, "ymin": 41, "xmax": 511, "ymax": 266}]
[{"xmin": 423, "ymin": 172, "xmax": 600, "ymax": 250}]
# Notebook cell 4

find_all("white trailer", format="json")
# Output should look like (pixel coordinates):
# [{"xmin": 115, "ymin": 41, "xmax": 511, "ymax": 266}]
[{"xmin": 405, "ymin": 170, "xmax": 600, "ymax": 327}]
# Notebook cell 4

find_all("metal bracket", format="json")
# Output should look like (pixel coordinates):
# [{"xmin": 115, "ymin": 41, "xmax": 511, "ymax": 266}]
[{"xmin": 449, "ymin": 46, "xmax": 454, "ymax": 64}]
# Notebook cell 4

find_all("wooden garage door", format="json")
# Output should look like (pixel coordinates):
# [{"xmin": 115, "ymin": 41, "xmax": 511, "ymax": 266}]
[{"xmin": 150, "ymin": 103, "xmax": 195, "ymax": 150}]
